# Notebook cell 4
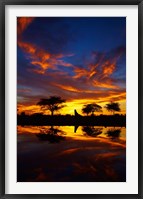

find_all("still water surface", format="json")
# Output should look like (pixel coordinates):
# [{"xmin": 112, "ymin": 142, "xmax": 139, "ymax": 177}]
[{"xmin": 17, "ymin": 125, "xmax": 126, "ymax": 182}]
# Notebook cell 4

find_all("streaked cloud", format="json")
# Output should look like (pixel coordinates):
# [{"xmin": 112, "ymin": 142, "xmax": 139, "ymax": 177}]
[
  {"xmin": 17, "ymin": 17, "xmax": 126, "ymax": 115},
  {"xmin": 17, "ymin": 17, "xmax": 35, "ymax": 36}
]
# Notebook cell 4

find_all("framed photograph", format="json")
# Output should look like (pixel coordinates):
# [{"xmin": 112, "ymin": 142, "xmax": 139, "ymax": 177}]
[{"xmin": 0, "ymin": 0, "xmax": 143, "ymax": 198}]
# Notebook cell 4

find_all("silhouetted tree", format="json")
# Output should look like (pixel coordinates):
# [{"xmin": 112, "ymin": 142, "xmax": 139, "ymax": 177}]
[
  {"xmin": 40, "ymin": 126, "xmax": 64, "ymax": 135},
  {"xmin": 21, "ymin": 111, "xmax": 26, "ymax": 116},
  {"xmin": 82, "ymin": 103, "xmax": 102, "ymax": 116},
  {"xmin": 36, "ymin": 126, "xmax": 65, "ymax": 143},
  {"xmin": 105, "ymin": 102, "xmax": 120, "ymax": 115},
  {"xmin": 37, "ymin": 96, "xmax": 66, "ymax": 116},
  {"xmin": 82, "ymin": 106, "xmax": 91, "ymax": 116}
]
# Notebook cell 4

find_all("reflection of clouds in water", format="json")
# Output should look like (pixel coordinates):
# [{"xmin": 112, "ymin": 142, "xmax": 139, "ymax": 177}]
[
  {"xmin": 17, "ymin": 126, "xmax": 125, "ymax": 154},
  {"xmin": 17, "ymin": 125, "xmax": 126, "ymax": 141},
  {"xmin": 17, "ymin": 130, "xmax": 126, "ymax": 182},
  {"xmin": 17, "ymin": 125, "xmax": 126, "ymax": 182}
]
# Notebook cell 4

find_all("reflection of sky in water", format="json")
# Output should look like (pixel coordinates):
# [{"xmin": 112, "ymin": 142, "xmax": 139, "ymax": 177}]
[
  {"xmin": 17, "ymin": 125, "xmax": 126, "ymax": 182},
  {"xmin": 18, "ymin": 125, "xmax": 126, "ymax": 139}
]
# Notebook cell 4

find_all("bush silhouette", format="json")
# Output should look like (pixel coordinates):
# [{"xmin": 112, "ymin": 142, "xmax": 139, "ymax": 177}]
[{"xmin": 82, "ymin": 103, "xmax": 102, "ymax": 116}]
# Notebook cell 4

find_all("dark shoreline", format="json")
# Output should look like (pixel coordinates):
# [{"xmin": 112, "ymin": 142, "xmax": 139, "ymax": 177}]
[{"xmin": 17, "ymin": 114, "xmax": 126, "ymax": 127}]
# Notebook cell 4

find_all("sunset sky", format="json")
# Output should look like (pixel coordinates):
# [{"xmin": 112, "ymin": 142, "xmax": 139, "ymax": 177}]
[{"xmin": 17, "ymin": 17, "xmax": 126, "ymax": 115}]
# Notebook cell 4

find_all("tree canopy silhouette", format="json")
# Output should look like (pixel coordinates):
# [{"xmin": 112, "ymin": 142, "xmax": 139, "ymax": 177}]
[
  {"xmin": 105, "ymin": 102, "xmax": 120, "ymax": 115},
  {"xmin": 82, "ymin": 103, "xmax": 102, "ymax": 116},
  {"xmin": 37, "ymin": 96, "xmax": 66, "ymax": 115}
]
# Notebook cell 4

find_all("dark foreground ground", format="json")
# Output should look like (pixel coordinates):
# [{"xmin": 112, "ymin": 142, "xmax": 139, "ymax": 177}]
[{"xmin": 17, "ymin": 114, "xmax": 126, "ymax": 127}]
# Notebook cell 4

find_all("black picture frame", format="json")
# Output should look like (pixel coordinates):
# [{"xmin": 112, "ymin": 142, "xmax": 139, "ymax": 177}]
[{"xmin": 0, "ymin": 0, "xmax": 143, "ymax": 198}]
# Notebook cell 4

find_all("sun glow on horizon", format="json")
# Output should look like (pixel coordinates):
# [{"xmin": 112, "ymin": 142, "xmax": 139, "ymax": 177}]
[
  {"xmin": 17, "ymin": 98, "xmax": 126, "ymax": 116},
  {"xmin": 17, "ymin": 17, "xmax": 126, "ymax": 117}
]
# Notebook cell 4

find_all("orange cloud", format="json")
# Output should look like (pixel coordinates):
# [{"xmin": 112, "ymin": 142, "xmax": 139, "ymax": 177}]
[
  {"xmin": 56, "ymin": 60, "xmax": 73, "ymax": 67},
  {"xmin": 18, "ymin": 41, "xmax": 36, "ymax": 55},
  {"xmin": 102, "ymin": 61, "xmax": 116, "ymax": 77},
  {"xmin": 73, "ymin": 67, "xmax": 89, "ymax": 79},
  {"xmin": 17, "ymin": 18, "xmax": 126, "ymax": 116},
  {"xmin": 31, "ymin": 61, "xmax": 53, "ymax": 70},
  {"xmin": 93, "ymin": 80, "xmax": 119, "ymax": 89},
  {"xmin": 17, "ymin": 104, "xmax": 42, "ymax": 115},
  {"xmin": 18, "ymin": 40, "xmax": 74, "ymax": 73},
  {"xmin": 17, "ymin": 17, "xmax": 74, "ymax": 74},
  {"xmin": 53, "ymin": 84, "xmax": 81, "ymax": 93},
  {"xmin": 28, "ymin": 68, "xmax": 45, "ymax": 75},
  {"xmin": 72, "ymin": 51, "xmax": 125, "ymax": 96},
  {"xmin": 17, "ymin": 17, "xmax": 34, "ymax": 36}
]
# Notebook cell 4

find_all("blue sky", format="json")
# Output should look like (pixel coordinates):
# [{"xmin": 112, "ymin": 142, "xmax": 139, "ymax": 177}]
[{"xmin": 17, "ymin": 17, "xmax": 126, "ymax": 114}]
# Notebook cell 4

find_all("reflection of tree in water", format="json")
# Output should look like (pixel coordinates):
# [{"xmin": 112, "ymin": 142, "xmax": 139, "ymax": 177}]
[
  {"xmin": 40, "ymin": 126, "xmax": 65, "ymax": 135},
  {"xmin": 36, "ymin": 126, "xmax": 65, "ymax": 143},
  {"xmin": 82, "ymin": 126, "xmax": 103, "ymax": 137},
  {"xmin": 106, "ymin": 129, "xmax": 121, "ymax": 140}
]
